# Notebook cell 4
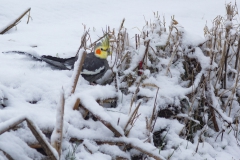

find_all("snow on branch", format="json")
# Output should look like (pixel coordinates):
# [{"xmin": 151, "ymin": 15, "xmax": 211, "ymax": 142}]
[
  {"xmin": 0, "ymin": 116, "xmax": 58, "ymax": 160},
  {"xmin": 51, "ymin": 88, "xmax": 65, "ymax": 158},
  {"xmin": 0, "ymin": 8, "xmax": 31, "ymax": 34}
]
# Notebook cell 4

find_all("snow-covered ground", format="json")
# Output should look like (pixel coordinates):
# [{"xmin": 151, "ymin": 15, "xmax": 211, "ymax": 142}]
[{"xmin": 0, "ymin": 0, "xmax": 240, "ymax": 159}]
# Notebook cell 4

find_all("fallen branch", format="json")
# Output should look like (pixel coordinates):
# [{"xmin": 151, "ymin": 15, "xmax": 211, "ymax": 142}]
[
  {"xmin": 51, "ymin": 88, "xmax": 65, "ymax": 158},
  {"xmin": 0, "ymin": 116, "xmax": 26, "ymax": 135},
  {"xmin": 69, "ymin": 137, "xmax": 164, "ymax": 160},
  {"xmin": 79, "ymin": 100, "xmax": 123, "ymax": 137},
  {"xmin": 0, "ymin": 116, "xmax": 58, "ymax": 160},
  {"xmin": 26, "ymin": 119, "xmax": 58, "ymax": 160},
  {"xmin": 0, "ymin": 149, "xmax": 14, "ymax": 160},
  {"xmin": 71, "ymin": 50, "xmax": 87, "ymax": 94},
  {"xmin": 73, "ymin": 98, "xmax": 81, "ymax": 110},
  {"xmin": 0, "ymin": 8, "xmax": 31, "ymax": 34}
]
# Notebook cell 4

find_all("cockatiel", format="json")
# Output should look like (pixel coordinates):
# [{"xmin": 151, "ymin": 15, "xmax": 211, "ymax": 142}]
[{"xmin": 3, "ymin": 36, "xmax": 111, "ymax": 83}]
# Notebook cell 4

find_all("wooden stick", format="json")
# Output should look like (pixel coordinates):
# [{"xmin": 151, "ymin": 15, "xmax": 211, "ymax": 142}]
[
  {"xmin": 80, "ymin": 102, "xmax": 123, "ymax": 137},
  {"xmin": 0, "ymin": 116, "xmax": 58, "ymax": 160},
  {"xmin": 0, "ymin": 149, "xmax": 14, "ymax": 160},
  {"xmin": 70, "ymin": 137, "xmax": 163, "ymax": 160},
  {"xmin": 0, "ymin": 116, "xmax": 26, "ymax": 135},
  {"xmin": 71, "ymin": 51, "xmax": 87, "ymax": 94},
  {"xmin": 0, "ymin": 8, "xmax": 31, "ymax": 34},
  {"xmin": 73, "ymin": 98, "xmax": 81, "ymax": 110},
  {"xmin": 26, "ymin": 118, "xmax": 58, "ymax": 160},
  {"xmin": 51, "ymin": 89, "xmax": 65, "ymax": 158}
]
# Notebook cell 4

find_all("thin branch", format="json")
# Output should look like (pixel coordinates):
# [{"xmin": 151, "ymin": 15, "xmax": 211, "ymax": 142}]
[
  {"xmin": 0, "ymin": 149, "xmax": 14, "ymax": 160},
  {"xmin": 88, "ymin": 33, "xmax": 109, "ymax": 48},
  {"xmin": 71, "ymin": 51, "xmax": 87, "ymax": 94},
  {"xmin": 70, "ymin": 137, "xmax": 164, "ymax": 160},
  {"xmin": 73, "ymin": 98, "xmax": 81, "ymax": 110},
  {"xmin": 26, "ymin": 118, "xmax": 58, "ymax": 160},
  {"xmin": 0, "ymin": 116, "xmax": 58, "ymax": 160},
  {"xmin": 79, "ymin": 100, "xmax": 123, "ymax": 137},
  {"xmin": 0, "ymin": 116, "xmax": 26, "ymax": 135},
  {"xmin": 124, "ymin": 102, "xmax": 141, "ymax": 136},
  {"xmin": 0, "ymin": 8, "xmax": 31, "ymax": 34},
  {"xmin": 51, "ymin": 88, "xmax": 65, "ymax": 158}
]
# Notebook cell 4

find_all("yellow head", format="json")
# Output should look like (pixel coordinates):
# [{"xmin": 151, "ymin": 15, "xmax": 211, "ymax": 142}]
[{"xmin": 94, "ymin": 36, "xmax": 110, "ymax": 59}]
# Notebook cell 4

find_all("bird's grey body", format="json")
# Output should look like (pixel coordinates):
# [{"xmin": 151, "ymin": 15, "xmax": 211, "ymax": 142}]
[
  {"xmin": 81, "ymin": 52, "xmax": 109, "ymax": 83},
  {"xmin": 41, "ymin": 52, "xmax": 109, "ymax": 83},
  {"xmin": 3, "ymin": 36, "xmax": 110, "ymax": 83}
]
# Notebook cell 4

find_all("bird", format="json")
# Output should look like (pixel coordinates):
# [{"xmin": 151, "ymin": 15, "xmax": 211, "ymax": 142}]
[{"xmin": 3, "ymin": 36, "xmax": 111, "ymax": 83}]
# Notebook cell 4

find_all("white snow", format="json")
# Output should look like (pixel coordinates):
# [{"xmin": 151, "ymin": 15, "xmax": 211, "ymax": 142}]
[{"xmin": 0, "ymin": 0, "xmax": 240, "ymax": 159}]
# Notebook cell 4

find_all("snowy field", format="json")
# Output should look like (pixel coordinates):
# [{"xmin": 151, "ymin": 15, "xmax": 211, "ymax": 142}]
[{"xmin": 0, "ymin": 0, "xmax": 240, "ymax": 159}]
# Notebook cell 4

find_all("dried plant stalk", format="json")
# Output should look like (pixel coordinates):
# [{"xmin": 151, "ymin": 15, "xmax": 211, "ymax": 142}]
[
  {"xmin": 210, "ymin": 107, "xmax": 219, "ymax": 132},
  {"xmin": 70, "ymin": 137, "xmax": 163, "ymax": 160},
  {"xmin": 166, "ymin": 42, "xmax": 179, "ymax": 76},
  {"xmin": 115, "ymin": 156, "xmax": 129, "ymax": 160},
  {"xmin": 149, "ymin": 87, "xmax": 159, "ymax": 132},
  {"xmin": 76, "ymin": 32, "xmax": 88, "ymax": 56},
  {"xmin": 124, "ymin": 102, "xmax": 141, "ymax": 136},
  {"xmin": 51, "ymin": 89, "xmax": 65, "ymax": 158},
  {"xmin": 71, "ymin": 51, "xmax": 87, "ymax": 94},
  {"xmin": 119, "ymin": 18, "xmax": 125, "ymax": 32},
  {"xmin": 79, "ymin": 100, "xmax": 123, "ymax": 137},
  {"xmin": 83, "ymin": 144, "xmax": 93, "ymax": 154},
  {"xmin": 73, "ymin": 98, "xmax": 81, "ymax": 110},
  {"xmin": 88, "ymin": 33, "xmax": 108, "ymax": 48},
  {"xmin": 0, "ymin": 8, "xmax": 31, "ymax": 34},
  {"xmin": 0, "ymin": 116, "xmax": 26, "ymax": 135},
  {"xmin": 234, "ymin": 37, "xmax": 240, "ymax": 78},
  {"xmin": 0, "ymin": 149, "xmax": 14, "ymax": 160},
  {"xmin": 26, "ymin": 118, "xmax": 58, "ymax": 160},
  {"xmin": 129, "ymin": 79, "xmax": 141, "ymax": 114},
  {"xmin": 0, "ymin": 116, "xmax": 58, "ymax": 159}
]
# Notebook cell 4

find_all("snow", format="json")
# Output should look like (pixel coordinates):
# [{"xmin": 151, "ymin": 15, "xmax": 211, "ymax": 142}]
[{"xmin": 1, "ymin": 0, "xmax": 240, "ymax": 159}]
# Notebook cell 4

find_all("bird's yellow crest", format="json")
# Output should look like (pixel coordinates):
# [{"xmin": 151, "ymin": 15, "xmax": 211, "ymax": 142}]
[{"xmin": 94, "ymin": 36, "xmax": 110, "ymax": 59}]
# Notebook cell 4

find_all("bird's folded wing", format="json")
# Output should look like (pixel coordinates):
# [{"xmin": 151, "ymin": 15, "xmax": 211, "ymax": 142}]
[{"xmin": 81, "ymin": 66, "xmax": 105, "ymax": 75}]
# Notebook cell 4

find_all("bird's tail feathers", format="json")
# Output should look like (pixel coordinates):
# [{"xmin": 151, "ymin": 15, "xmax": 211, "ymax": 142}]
[
  {"xmin": 41, "ymin": 55, "xmax": 77, "ymax": 70},
  {"xmin": 2, "ymin": 51, "xmax": 77, "ymax": 70},
  {"xmin": 2, "ymin": 51, "xmax": 41, "ymax": 61}
]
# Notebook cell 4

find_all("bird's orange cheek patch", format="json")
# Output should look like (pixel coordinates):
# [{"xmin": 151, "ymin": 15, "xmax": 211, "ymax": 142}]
[{"xmin": 96, "ymin": 49, "xmax": 101, "ymax": 54}]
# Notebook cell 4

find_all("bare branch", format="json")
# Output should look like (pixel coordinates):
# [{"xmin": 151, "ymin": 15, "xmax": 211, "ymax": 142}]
[{"xmin": 0, "ymin": 8, "xmax": 31, "ymax": 34}]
